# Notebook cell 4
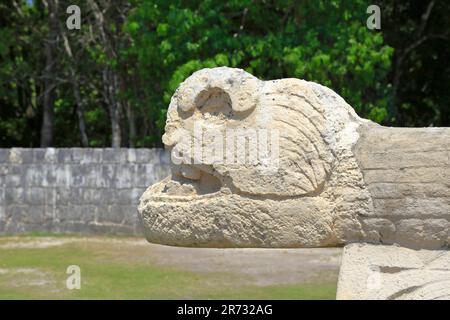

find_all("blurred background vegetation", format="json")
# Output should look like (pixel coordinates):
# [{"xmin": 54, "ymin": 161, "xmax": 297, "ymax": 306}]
[{"xmin": 0, "ymin": 0, "xmax": 449, "ymax": 148}]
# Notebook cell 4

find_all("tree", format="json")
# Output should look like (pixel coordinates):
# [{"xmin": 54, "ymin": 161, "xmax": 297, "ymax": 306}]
[
  {"xmin": 1, "ymin": 0, "xmax": 448, "ymax": 148},
  {"xmin": 40, "ymin": 0, "xmax": 59, "ymax": 147},
  {"xmin": 125, "ymin": 0, "xmax": 393, "ymax": 128},
  {"xmin": 378, "ymin": 0, "xmax": 450, "ymax": 126}
]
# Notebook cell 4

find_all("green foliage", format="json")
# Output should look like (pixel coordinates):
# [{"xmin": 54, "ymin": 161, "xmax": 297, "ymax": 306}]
[
  {"xmin": 125, "ymin": 0, "xmax": 393, "ymax": 131},
  {"xmin": 0, "ymin": 0, "xmax": 448, "ymax": 147}
]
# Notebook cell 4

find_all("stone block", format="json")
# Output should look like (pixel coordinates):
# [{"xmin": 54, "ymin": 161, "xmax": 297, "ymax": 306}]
[
  {"xmin": 80, "ymin": 188, "xmax": 101, "ymax": 204},
  {"xmin": 134, "ymin": 164, "xmax": 155, "ymax": 187},
  {"xmin": 103, "ymin": 148, "xmax": 128, "ymax": 163},
  {"xmin": 81, "ymin": 164, "xmax": 102, "ymax": 187},
  {"xmin": 61, "ymin": 221, "xmax": 88, "ymax": 233},
  {"xmin": 127, "ymin": 149, "xmax": 137, "ymax": 163},
  {"xmin": 7, "ymin": 204, "xmax": 28, "ymax": 224},
  {"xmin": 57, "ymin": 148, "xmax": 73, "ymax": 163},
  {"xmin": 360, "ymin": 218, "xmax": 396, "ymax": 243},
  {"xmin": 88, "ymin": 222, "xmax": 136, "ymax": 235},
  {"xmin": 58, "ymin": 204, "xmax": 96, "ymax": 223},
  {"xmin": 97, "ymin": 205, "xmax": 130, "ymax": 224},
  {"xmin": 76, "ymin": 205, "xmax": 97, "ymax": 223},
  {"xmin": 83, "ymin": 149, "xmax": 102, "ymax": 164},
  {"xmin": 44, "ymin": 148, "xmax": 57, "ymax": 163},
  {"xmin": 337, "ymin": 243, "xmax": 450, "ymax": 300},
  {"xmin": 24, "ymin": 187, "xmax": 46, "ymax": 205},
  {"xmin": 73, "ymin": 148, "xmax": 103, "ymax": 164},
  {"xmin": 99, "ymin": 164, "xmax": 116, "ymax": 188},
  {"xmin": 71, "ymin": 148, "xmax": 85, "ymax": 163},
  {"xmin": 23, "ymin": 164, "xmax": 48, "ymax": 187},
  {"xmin": 54, "ymin": 187, "xmax": 72, "ymax": 205},
  {"xmin": 135, "ymin": 149, "xmax": 151, "ymax": 163},
  {"xmin": 0, "ymin": 149, "xmax": 9, "ymax": 163},
  {"xmin": 153, "ymin": 163, "xmax": 170, "ymax": 181},
  {"xmin": 24, "ymin": 205, "xmax": 47, "ymax": 225},
  {"xmin": 33, "ymin": 149, "xmax": 46, "ymax": 162},
  {"xmin": 0, "ymin": 164, "xmax": 8, "ymax": 175},
  {"xmin": 114, "ymin": 165, "xmax": 135, "ymax": 189},
  {"xmin": 71, "ymin": 164, "xmax": 101, "ymax": 187},
  {"xmin": 9, "ymin": 148, "xmax": 33, "ymax": 164},
  {"xmin": 120, "ymin": 206, "xmax": 139, "ymax": 225},
  {"xmin": 131, "ymin": 188, "xmax": 145, "ymax": 204},
  {"xmin": 394, "ymin": 218, "xmax": 449, "ymax": 250},
  {"xmin": 159, "ymin": 149, "xmax": 170, "ymax": 165},
  {"xmin": 33, "ymin": 148, "xmax": 57, "ymax": 163},
  {"xmin": 53, "ymin": 164, "xmax": 72, "ymax": 187},
  {"xmin": 5, "ymin": 173, "xmax": 22, "ymax": 187},
  {"xmin": 101, "ymin": 189, "xmax": 133, "ymax": 205},
  {"xmin": 5, "ymin": 187, "xmax": 25, "ymax": 204}
]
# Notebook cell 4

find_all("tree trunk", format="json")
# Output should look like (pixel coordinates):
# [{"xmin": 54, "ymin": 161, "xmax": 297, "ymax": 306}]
[
  {"xmin": 40, "ymin": 0, "xmax": 58, "ymax": 147},
  {"xmin": 89, "ymin": 0, "xmax": 122, "ymax": 148},
  {"xmin": 110, "ymin": 104, "xmax": 122, "ymax": 148},
  {"xmin": 126, "ymin": 101, "xmax": 136, "ymax": 148},
  {"xmin": 72, "ymin": 80, "xmax": 89, "ymax": 147},
  {"xmin": 102, "ymin": 69, "xmax": 121, "ymax": 148},
  {"xmin": 40, "ymin": 70, "xmax": 54, "ymax": 147},
  {"xmin": 57, "ymin": 9, "xmax": 89, "ymax": 147}
]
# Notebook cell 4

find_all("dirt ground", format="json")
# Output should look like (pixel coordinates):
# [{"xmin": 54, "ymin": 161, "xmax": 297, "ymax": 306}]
[
  {"xmin": 0, "ymin": 236, "xmax": 342, "ymax": 285},
  {"xmin": 0, "ymin": 236, "xmax": 342, "ymax": 299}
]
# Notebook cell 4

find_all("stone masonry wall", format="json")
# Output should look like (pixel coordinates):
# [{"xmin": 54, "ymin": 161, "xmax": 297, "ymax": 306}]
[{"xmin": 0, "ymin": 148, "xmax": 170, "ymax": 235}]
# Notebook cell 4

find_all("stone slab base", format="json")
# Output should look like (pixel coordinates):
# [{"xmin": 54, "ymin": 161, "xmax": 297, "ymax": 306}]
[{"xmin": 336, "ymin": 243, "xmax": 450, "ymax": 300}]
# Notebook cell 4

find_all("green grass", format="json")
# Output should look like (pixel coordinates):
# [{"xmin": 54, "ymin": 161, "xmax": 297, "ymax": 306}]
[{"xmin": 0, "ymin": 236, "xmax": 336, "ymax": 300}]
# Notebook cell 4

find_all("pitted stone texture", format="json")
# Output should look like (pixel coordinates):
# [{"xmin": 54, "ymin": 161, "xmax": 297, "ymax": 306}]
[
  {"xmin": 337, "ymin": 243, "xmax": 450, "ymax": 300},
  {"xmin": 139, "ymin": 67, "xmax": 450, "ymax": 249}
]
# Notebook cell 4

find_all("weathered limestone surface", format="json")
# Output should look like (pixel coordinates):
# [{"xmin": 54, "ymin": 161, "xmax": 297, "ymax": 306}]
[
  {"xmin": 337, "ymin": 243, "xmax": 450, "ymax": 300},
  {"xmin": 0, "ymin": 148, "xmax": 169, "ymax": 234},
  {"xmin": 355, "ymin": 127, "xmax": 450, "ymax": 249},
  {"xmin": 138, "ymin": 67, "xmax": 449, "ymax": 249}
]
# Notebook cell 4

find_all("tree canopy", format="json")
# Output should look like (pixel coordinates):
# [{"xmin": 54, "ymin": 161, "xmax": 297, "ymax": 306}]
[{"xmin": 0, "ymin": 0, "xmax": 448, "ymax": 147}]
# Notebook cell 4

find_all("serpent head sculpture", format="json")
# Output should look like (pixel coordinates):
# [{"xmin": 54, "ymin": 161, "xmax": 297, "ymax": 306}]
[{"xmin": 139, "ymin": 67, "xmax": 450, "ymax": 249}]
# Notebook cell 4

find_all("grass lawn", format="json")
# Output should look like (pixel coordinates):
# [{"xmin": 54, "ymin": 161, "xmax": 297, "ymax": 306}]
[{"xmin": 0, "ymin": 235, "xmax": 338, "ymax": 300}]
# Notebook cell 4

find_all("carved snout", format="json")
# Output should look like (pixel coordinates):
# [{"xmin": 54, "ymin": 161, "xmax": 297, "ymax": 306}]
[{"xmin": 175, "ymin": 67, "xmax": 261, "ymax": 113}]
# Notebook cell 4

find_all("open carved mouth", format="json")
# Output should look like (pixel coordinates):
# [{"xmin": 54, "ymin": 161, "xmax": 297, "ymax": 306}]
[
  {"xmin": 137, "ymin": 155, "xmax": 338, "ymax": 248},
  {"xmin": 151, "ymin": 164, "xmax": 224, "ymax": 200}
]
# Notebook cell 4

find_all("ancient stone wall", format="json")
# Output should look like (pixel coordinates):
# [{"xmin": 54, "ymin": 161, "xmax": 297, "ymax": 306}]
[
  {"xmin": 0, "ymin": 148, "xmax": 169, "ymax": 235},
  {"xmin": 355, "ymin": 126, "xmax": 450, "ymax": 249}
]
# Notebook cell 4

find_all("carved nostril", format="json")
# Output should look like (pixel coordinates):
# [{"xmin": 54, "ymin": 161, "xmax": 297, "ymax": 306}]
[
  {"xmin": 176, "ymin": 67, "xmax": 260, "ymax": 113},
  {"xmin": 194, "ymin": 87, "xmax": 232, "ymax": 113}
]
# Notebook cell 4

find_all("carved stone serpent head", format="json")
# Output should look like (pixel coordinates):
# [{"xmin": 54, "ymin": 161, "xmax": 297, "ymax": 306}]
[{"xmin": 139, "ymin": 67, "xmax": 450, "ymax": 249}]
